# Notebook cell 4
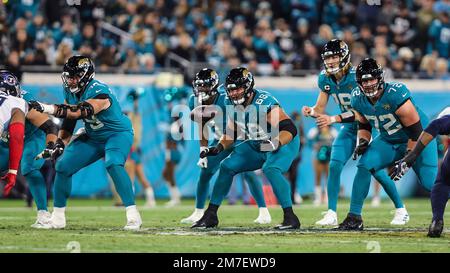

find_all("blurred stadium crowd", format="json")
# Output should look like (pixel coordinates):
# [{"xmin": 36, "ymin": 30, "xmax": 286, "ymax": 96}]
[{"xmin": 1, "ymin": 0, "xmax": 450, "ymax": 78}]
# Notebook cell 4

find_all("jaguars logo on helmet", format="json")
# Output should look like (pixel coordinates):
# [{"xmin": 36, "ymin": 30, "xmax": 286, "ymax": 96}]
[
  {"xmin": 225, "ymin": 67, "xmax": 255, "ymax": 105},
  {"xmin": 192, "ymin": 68, "xmax": 219, "ymax": 103},
  {"xmin": 62, "ymin": 55, "xmax": 95, "ymax": 94},
  {"xmin": 321, "ymin": 39, "xmax": 351, "ymax": 75}
]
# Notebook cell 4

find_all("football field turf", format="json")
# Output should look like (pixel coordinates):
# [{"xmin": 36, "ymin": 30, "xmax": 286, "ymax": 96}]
[{"xmin": 0, "ymin": 198, "xmax": 448, "ymax": 253}]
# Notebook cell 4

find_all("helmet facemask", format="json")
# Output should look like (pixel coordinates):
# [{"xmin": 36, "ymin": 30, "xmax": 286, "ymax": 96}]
[
  {"xmin": 62, "ymin": 56, "xmax": 95, "ymax": 94},
  {"xmin": 359, "ymin": 73, "xmax": 383, "ymax": 98}
]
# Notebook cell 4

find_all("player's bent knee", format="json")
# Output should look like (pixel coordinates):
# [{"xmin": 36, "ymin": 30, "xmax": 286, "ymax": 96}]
[
  {"xmin": 262, "ymin": 166, "xmax": 282, "ymax": 179},
  {"xmin": 55, "ymin": 158, "xmax": 76, "ymax": 176},
  {"xmin": 219, "ymin": 159, "xmax": 240, "ymax": 177},
  {"xmin": 329, "ymin": 160, "xmax": 344, "ymax": 174}
]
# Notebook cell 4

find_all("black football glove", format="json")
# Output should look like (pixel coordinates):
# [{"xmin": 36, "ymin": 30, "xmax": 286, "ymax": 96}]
[
  {"xmin": 36, "ymin": 138, "xmax": 65, "ymax": 162},
  {"xmin": 259, "ymin": 139, "xmax": 280, "ymax": 153},
  {"xmin": 389, "ymin": 150, "xmax": 417, "ymax": 181},
  {"xmin": 28, "ymin": 100, "xmax": 45, "ymax": 113},
  {"xmin": 200, "ymin": 143, "xmax": 224, "ymax": 158},
  {"xmin": 352, "ymin": 138, "xmax": 370, "ymax": 160}
]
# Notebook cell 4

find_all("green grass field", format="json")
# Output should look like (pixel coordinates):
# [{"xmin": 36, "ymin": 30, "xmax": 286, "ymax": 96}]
[{"xmin": 0, "ymin": 198, "xmax": 448, "ymax": 253}]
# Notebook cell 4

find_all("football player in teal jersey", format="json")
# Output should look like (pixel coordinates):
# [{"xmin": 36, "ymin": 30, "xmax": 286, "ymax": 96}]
[
  {"xmin": 29, "ymin": 55, "xmax": 142, "ymax": 230},
  {"xmin": 316, "ymin": 58, "xmax": 438, "ymax": 230},
  {"xmin": 192, "ymin": 67, "xmax": 301, "ymax": 230},
  {"xmin": 0, "ymin": 70, "xmax": 58, "ymax": 228},
  {"xmin": 302, "ymin": 40, "xmax": 407, "ymax": 227},
  {"xmin": 181, "ymin": 68, "xmax": 271, "ymax": 225}
]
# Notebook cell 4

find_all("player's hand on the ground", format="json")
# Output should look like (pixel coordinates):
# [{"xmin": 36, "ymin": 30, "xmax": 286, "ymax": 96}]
[
  {"xmin": 199, "ymin": 144, "xmax": 224, "ymax": 158},
  {"xmin": 316, "ymin": 114, "xmax": 333, "ymax": 128},
  {"xmin": 259, "ymin": 139, "xmax": 280, "ymax": 152},
  {"xmin": 352, "ymin": 138, "xmax": 370, "ymax": 160},
  {"xmin": 302, "ymin": 106, "xmax": 314, "ymax": 117},
  {"xmin": 1, "ymin": 170, "xmax": 17, "ymax": 197}
]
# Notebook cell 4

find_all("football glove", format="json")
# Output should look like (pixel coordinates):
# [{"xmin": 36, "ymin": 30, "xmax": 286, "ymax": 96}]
[
  {"xmin": 197, "ymin": 147, "xmax": 209, "ymax": 168},
  {"xmin": 200, "ymin": 143, "xmax": 224, "ymax": 158},
  {"xmin": 352, "ymin": 138, "xmax": 369, "ymax": 160},
  {"xmin": 2, "ymin": 170, "xmax": 17, "ymax": 197},
  {"xmin": 389, "ymin": 150, "xmax": 417, "ymax": 181},
  {"xmin": 36, "ymin": 139, "xmax": 65, "ymax": 161}
]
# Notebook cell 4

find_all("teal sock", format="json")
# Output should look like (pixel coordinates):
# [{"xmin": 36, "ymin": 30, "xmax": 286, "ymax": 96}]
[
  {"xmin": 349, "ymin": 167, "xmax": 372, "ymax": 215},
  {"xmin": 196, "ymin": 169, "xmax": 214, "ymax": 209},
  {"xmin": 243, "ymin": 171, "xmax": 266, "ymax": 207},
  {"xmin": 262, "ymin": 167, "xmax": 292, "ymax": 208},
  {"xmin": 107, "ymin": 165, "xmax": 135, "ymax": 207},
  {"xmin": 54, "ymin": 172, "xmax": 72, "ymax": 208},
  {"xmin": 327, "ymin": 160, "xmax": 344, "ymax": 211},
  {"xmin": 26, "ymin": 170, "xmax": 47, "ymax": 211},
  {"xmin": 373, "ymin": 169, "xmax": 404, "ymax": 209}
]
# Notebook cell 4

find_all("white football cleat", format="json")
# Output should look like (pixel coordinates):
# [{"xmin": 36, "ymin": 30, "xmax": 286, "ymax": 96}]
[
  {"xmin": 254, "ymin": 207, "xmax": 271, "ymax": 224},
  {"xmin": 30, "ymin": 210, "xmax": 51, "ymax": 229},
  {"xmin": 41, "ymin": 207, "xmax": 66, "ymax": 229},
  {"xmin": 124, "ymin": 205, "xmax": 142, "ymax": 231},
  {"xmin": 180, "ymin": 208, "xmax": 204, "ymax": 224},
  {"xmin": 315, "ymin": 209, "xmax": 338, "ymax": 226},
  {"xmin": 390, "ymin": 207, "xmax": 410, "ymax": 225}
]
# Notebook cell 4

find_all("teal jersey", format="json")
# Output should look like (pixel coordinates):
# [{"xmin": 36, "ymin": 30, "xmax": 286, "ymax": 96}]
[
  {"xmin": 21, "ymin": 90, "xmax": 40, "ymax": 139},
  {"xmin": 318, "ymin": 68, "xmax": 358, "ymax": 114},
  {"xmin": 224, "ymin": 89, "xmax": 280, "ymax": 141},
  {"xmin": 64, "ymin": 79, "xmax": 132, "ymax": 141},
  {"xmin": 189, "ymin": 91, "xmax": 228, "ymax": 144},
  {"xmin": 351, "ymin": 82, "xmax": 429, "ymax": 144}
]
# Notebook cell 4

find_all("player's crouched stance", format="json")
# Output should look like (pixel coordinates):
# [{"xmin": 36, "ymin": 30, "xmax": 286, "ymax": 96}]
[
  {"xmin": 191, "ymin": 67, "xmax": 301, "ymax": 230},
  {"xmin": 316, "ymin": 58, "xmax": 438, "ymax": 230},
  {"xmin": 29, "ymin": 55, "xmax": 142, "ymax": 230}
]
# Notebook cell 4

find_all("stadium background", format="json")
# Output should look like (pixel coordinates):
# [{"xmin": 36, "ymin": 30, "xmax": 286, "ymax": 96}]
[{"xmin": 2, "ymin": 0, "xmax": 449, "ymax": 200}]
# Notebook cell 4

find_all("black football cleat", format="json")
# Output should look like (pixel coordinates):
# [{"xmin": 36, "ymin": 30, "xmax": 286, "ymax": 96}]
[
  {"xmin": 274, "ymin": 213, "xmax": 301, "ymax": 230},
  {"xmin": 337, "ymin": 213, "xmax": 364, "ymax": 231},
  {"xmin": 427, "ymin": 219, "xmax": 444, "ymax": 238},
  {"xmin": 191, "ymin": 211, "xmax": 219, "ymax": 229}
]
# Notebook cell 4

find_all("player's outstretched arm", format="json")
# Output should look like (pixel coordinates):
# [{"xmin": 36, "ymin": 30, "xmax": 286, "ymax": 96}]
[
  {"xmin": 29, "ymin": 97, "xmax": 111, "ymax": 120},
  {"xmin": 315, "ymin": 109, "xmax": 365, "ymax": 129},
  {"xmin": 302, "ymin": 91, "xmax": 329, "ymax": 117},
  {"xmin": 3, "ymin": 108, "xmax": 25, "ymax": 196}
]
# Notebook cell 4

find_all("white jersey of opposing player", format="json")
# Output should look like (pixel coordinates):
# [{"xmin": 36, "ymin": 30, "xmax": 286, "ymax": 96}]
[{"xmin": 0, "ymin": 93, "xmax": 28, "ymax": 135}]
